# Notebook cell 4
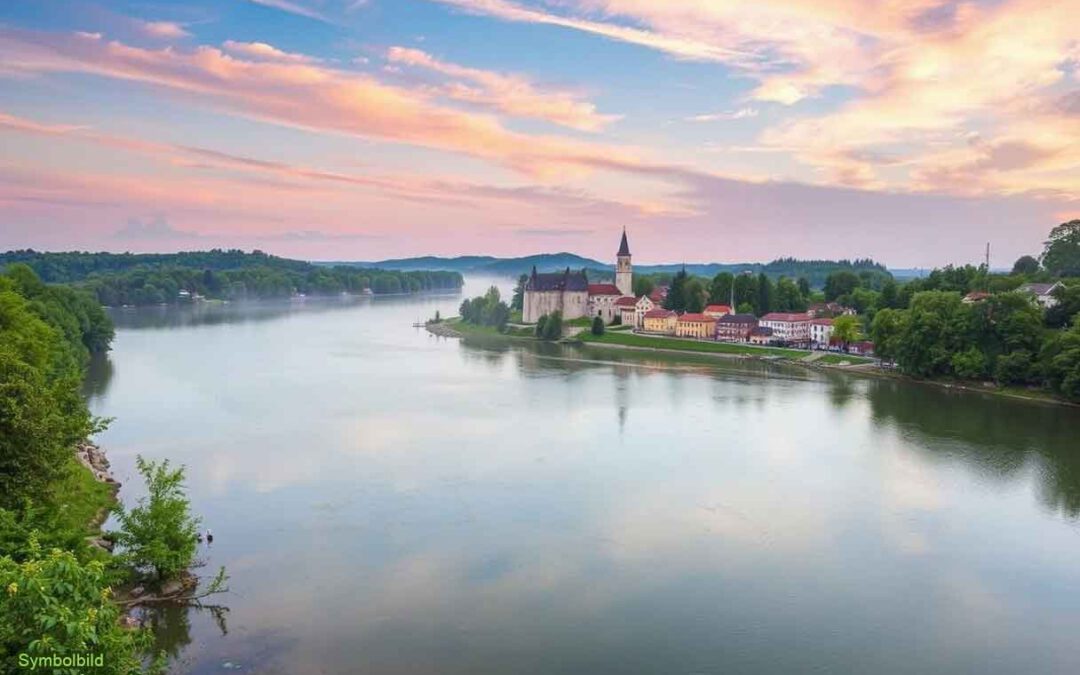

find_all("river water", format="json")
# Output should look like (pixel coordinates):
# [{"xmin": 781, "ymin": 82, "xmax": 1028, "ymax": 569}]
[{"xmin": 85, "ymin": 277, "xmax": 1080, "ymax": 674}]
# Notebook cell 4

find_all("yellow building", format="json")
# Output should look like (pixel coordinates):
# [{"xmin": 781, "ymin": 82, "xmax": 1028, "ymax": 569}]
[
  {"xmin": 642, "ymin": 308, "xmax": 678, "ymax": 334},
  {"xmin": 675, "ymin": 313, "xmax": 717, "ymax": 339}
]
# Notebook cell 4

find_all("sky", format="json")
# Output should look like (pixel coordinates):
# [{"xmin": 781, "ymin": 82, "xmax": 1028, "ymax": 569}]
[{"xmin": 0, "ymin": 0, "xmax": 1076, "ymax": 267}]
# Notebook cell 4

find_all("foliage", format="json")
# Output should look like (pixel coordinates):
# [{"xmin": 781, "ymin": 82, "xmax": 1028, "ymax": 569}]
[
  {"xmin": 895, "ymin": 291, "xmax": 970, "ymax": 377},
  {"xmin": 707, "ymin": 273, "xmax": 733, "ymax": 306},
  {"xmin": 511, "ymin": 274, "xmax": 527, "ymax": 311},
  {"xmin": 458, "ymin": 287, "xmax": 510, "ymax": 330},
  {"xmin": 632, "ymin": 276, "xmax": 655, "ymax": 298},
  {"xmin": 832, "ymin": 315, "xmax": 861, "ymax": 348},
  {"xmin": 1041, "ymin": 319, "xmax": 1080, "ymax": 400},
  {"xmin": 994, "ymin": 349, "xmax": 1034, "ymax": 385},
  {"xmin": 685, "ymin": 277, "xmax": 705, "ymax": 313},
  {"xmin": 1045, "ymin": 282, "xmax": 1080, "ymax": 328},
  {"xmin": 951, "ymin": 347, "xmax": 989, "ymax": 379},
  {"xmin": 591, "ymin": 316, "xmax": 605, "ymax": 336},
  {"xmin": 824, "ymin": 271, "xmax": 860, "ymax": 301},
  {"xmin": 111, "ymin": 457, "xmax": 199, "ymax": 583},
  {"xmin": 1041, "ymin": 219, "xmax": 1080, "ymax": 277},
  {"xmin": 870, "ymin": 309, "xmax": 908, "ymax": 364},
  {"xmin": 0, "ymin": 541, "xmax": 163, "ymax": 674},
  {"xmin": 538, "ymin": 311, "xmax": 563, "ymax": 340},
  {"xmin": 0, "ymin": 250, "xmax": 463, "ymax": 307},
  {"xmin": 664, "ymin": 269, "xmax": 690, "ymax": 312},
  {"xmin": 1012, "ymin": 255, "xmax": 1041, "ymax": 276}
]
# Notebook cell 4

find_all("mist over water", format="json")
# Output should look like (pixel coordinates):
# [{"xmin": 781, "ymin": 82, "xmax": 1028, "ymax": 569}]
[{"xmin": 86, "ymin": 277, "xmax": 1080, "ymax": 674}]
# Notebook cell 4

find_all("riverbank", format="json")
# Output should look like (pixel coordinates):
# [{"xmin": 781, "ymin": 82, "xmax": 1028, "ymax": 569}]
[{"xmin": 428, "ymin": 317, "xmax": 1078, "ymax": 407}]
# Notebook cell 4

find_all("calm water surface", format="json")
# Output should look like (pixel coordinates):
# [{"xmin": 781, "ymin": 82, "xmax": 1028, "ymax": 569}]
[{"xmin": 86, "ymin": 278, "xmax": 1080, "ymax": 674}]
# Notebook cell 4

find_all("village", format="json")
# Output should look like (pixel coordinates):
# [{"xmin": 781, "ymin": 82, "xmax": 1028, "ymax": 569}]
[{"xmin": 522, "ymin": 230, "xmax": 876, "ymax": 356}]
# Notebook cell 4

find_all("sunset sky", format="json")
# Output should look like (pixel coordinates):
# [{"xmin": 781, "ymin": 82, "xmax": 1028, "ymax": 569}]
[{"xmin": 1, "ymin": 0, "xmax": 1077, "ymax": 266}]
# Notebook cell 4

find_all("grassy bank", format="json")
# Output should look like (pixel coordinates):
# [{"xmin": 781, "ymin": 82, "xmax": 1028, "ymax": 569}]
[
  {"xmin": 56, "ymin": 457, "xmax": 117, "ymax": 534},
  {"xmin": 578, "ymin": 330, "xmax": 810, "ymax": 359}
]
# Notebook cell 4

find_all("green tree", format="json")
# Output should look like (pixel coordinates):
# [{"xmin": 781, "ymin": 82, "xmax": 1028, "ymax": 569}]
[
  {"xmin": 896, "ymin": 291, "xmax": 970, "ymax": 377},
  {"xmin": 591, "ymin": 316, "xmax": 605, "ymax": 336},
  {"xmin": 511, "ymin": 274, "xmax": 527, "ymax": 311},
  {"xmin": 1045, "ymin": 283, "xmax": 1080, "ymax": 328},
  {"xmin": 541, "ymin": 311, "xmax": 563, "ymax": 341},
  {"xmin": 879, "ymin": 279, "xmax": 899, "ymax": 309},
  {"xmin": 832, "ymin": 315, "xmax": 861, "ymax": 350},
  {"xmin": 870, "ymin": 308, "xmax": 908, "ymax": 364},
  {"xmin": 534, "ymin": 315, "xmax": 548, "ymax": 338},
  {"xmin": 685, "ymin": 277, "xmax": 706, "ymax": 313},
  {"xmin": 995, "ymin": 349, "xmax": 1034, "ymax": 385},
  {"xmin": 1011, "ymin": 255, "xmax": 1040, "ymax": 276},
  {"xmin": 951, "ymin": 346, "xmax": 989, "ymax": 379},
  {"xmin": 707, "ymin": 273, "xmax": 734, "ymax": 305},
  {"xmin": 755, "ymin": 273, "xmax": 773, "ymax": 315},
  {"xmin": 1041, "ymin": 219, "xmax": 1080, "ymax": 277},
  {"xmin": 774, "ymin": 277, "xmax": 805, "ymax": 312},
  {"xmin": 797, "ymin": 277, "xmax": 811, "ymax": 298},
  {"xmin": 0, "ymin": 541, "xmax": 163, "ymax": 674},
  {"xmin": 632, "ymin": 276, "xmax": 655, "ymax": 298},
  {"xmin": 112, "ymin": 457, "xmax": 199, "ymax": 583},
  {"xmin": 824, "ymin": 271, "xmax": 859, "ymax": 301},
  {"xmin": 664, "ymin": 269, "xmax": 689, "ymax": 312},
  {"xmin": 1041, "ymin": 317, "xmax": 1080, "ymax": 400}
]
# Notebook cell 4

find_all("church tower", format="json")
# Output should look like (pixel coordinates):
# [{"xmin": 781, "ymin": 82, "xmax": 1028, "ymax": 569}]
[{"xmin": 615, "ymin": 228, "xmax": 632, "ymax": 296}]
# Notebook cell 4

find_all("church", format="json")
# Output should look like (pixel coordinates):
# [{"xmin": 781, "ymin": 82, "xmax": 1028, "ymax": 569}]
[{"xmin": 522, "ymin": 230, "xmax": 634, "ymax": 324}]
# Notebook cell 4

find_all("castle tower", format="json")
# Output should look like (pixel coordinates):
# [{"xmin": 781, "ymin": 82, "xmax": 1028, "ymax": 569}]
[{"xmin": 615, "ymin": 228, "xmax": 632, "ymax": 296}]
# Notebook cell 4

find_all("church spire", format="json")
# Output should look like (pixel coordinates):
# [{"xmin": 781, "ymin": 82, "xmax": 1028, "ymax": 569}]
[{"xmin": 617, "ymin": 228, "xmax": 631, "ymax": 257}]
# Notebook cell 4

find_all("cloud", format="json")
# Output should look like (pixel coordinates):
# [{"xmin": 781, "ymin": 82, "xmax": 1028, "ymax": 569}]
[
  {"xmin": 0, "ymin": 28, "xmax": 643, "ymax": 179},
  {"xmin": 386, "ymin": 46, "xmax": 619, "ymax": 131},
  {"xmin": 137, "ymin": 20, "xmax": 190, "ymax": 40},
  {"xmin": 686, "ymin": 107, "xmax": 758, "ymax": 122},
  {"xmin": 223, "ymin": 40, "xmax": 321, "ymax": 64},
  {"xmin": 247, "ymin": 0, "xmax": 329, "ymax": 22},
  {"xmin": 115, "ymin": 215, "xmax": 200, "ymax": 239}
]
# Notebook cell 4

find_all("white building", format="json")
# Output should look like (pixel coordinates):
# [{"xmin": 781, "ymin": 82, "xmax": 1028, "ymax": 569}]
[
  {"xmin": 1020, "ymin": 282, "xmax": 1063, "ymax": 308},
  {"xmin": 810, "ymin": 317, "xmax": 834, "ymax": 349},
  {"xmin": 759, "ymin": 312, "xmax": 811, "ymax": 345},
  {"xmin": 523, "ymin": 230, "xmax": 635, "ymax": 324}
]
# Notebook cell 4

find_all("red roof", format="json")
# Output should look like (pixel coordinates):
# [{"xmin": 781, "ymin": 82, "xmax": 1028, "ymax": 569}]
[
  {"xmin": 677, "ymin": 313, "xmax": 716, "ymax": 323},
  {"xmin": 761, "ymin": 312, "xmax": 811, "ymax": 322},
  {"xmin": 704, "ymin": 304, "xmax": 732, "ymax": 313},
  {"xmin": 811, "ymin": 317, "xmax": 834, "ymax": 325},
  {"xmin": 588, "ymin": 283, "xmax": 622, "ymax": 296},
  {"xmin": 614, "ymin": 296, "xmax": 637, "ymax": 307},
  {"xmin": 648, "ymin": 286, "xmax": 668, "ymax": 302},
  {"xmin": 644, "ymin": 308, "xmax": 676, "ymax": 319}
]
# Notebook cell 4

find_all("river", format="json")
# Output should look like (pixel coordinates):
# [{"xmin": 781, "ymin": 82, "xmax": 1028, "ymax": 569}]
[{"xmin": 85, "ymin": 277, "xmax": 1080, "ymax": 674}]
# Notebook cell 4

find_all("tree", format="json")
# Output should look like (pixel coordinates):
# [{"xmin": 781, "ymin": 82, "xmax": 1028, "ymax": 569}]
[
  {"xmin": 951, "ymin": 346, "xmax": 989, "ymax": 379},
  {"xmin": 0, "ymin": 541, "xmax": 163, "ymax": 674},
  {"xmin": 685, "ymin": 277, "xmax": 706, "ymax": 313},
  {"xmin": 708, "ymin": 273, "xmax": 734, "ymax": 305},
  {"xmin": 733, "ymin": 274, "xmax": 757, "ymax": 313},
  {"xmin": 534, "ymin": 315, "xmax": 548, "ymax": 338},
  {"xmin": 995, "ymin": 349, "xmax": 1033, "ymax": 385},
  {"xmin": 591, "ymin": 316, "xmax": 605, "ymax": 336},
  {"xmin": 665, "ymin": 269, "xmax": 689, "ymax": 312},
  {"xmin": 895, "ymin": 291, "xmax": 970, "ymax": 377},
  {"xmin": 797, "ymin": 277, "xmax": 811, "ymax": 298},
  {"xmin": 1045, "ymin": 283, "xmax": 1080, "ymax": 328},
  {"xmin": 755, "ymin": 273, "xmax": 773, "ymax": 315},
  {"xmin": 775, "ymin": 277, "xmax": 805, "ymax": 312},
  {"xmin": 832, "ymin": 315, "xmax": 861, "ymax": 350},
  {"xmin": 511, "ymin": 274, "xmax": 527, "ymax": 311},
  {"xmin": 871, "ymin": 308, "xmax": 908, "ymax": 364},
  {"xmin": 1012, "ymin": 255, "xmax": 1040, "ymax": 276},
  {"xmin": 540, "ymin": 311, "xmax": 563, "ymax": 341},
  {"xmin": 1041, "ymin": 317, "xmax": 1080, "ymax": 400},
  {"xmin": 879, "ymin": 279, "xmax": 899, "ymax": 309},
  {"xmin": 112, "ymin": 457, "xmax": 200, "ymax": 583},
  {"xmin": 824, "ymin": 271, "xmax": 860, "ymax": 301},
  {"xmin": 1041, "ymin": 219, "xmax": 1080, "ymax": 277},
  {"xmin": 632, "ymin": 276, "xmax": 655, "ymax": 298}
]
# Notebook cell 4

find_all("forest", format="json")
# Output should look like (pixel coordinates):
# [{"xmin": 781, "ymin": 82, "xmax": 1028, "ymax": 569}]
[{"xmin": 0, "ymin": 249, "xmax": 464, "ymax": 306}]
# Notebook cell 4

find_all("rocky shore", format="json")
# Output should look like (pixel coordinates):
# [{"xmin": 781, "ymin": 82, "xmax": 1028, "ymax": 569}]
[
  {"xmin": 76, "ymin": 441, "xmax": 121, "ymax": 551},
  {"xmin": 425, "ymin": 320, "xmax": 463, "ymax": 338}
]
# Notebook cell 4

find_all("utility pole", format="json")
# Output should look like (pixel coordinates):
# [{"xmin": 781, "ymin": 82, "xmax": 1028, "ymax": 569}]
[{"xmin": 985, "ymin": 242, "xmax": 991, "ymax": 291}]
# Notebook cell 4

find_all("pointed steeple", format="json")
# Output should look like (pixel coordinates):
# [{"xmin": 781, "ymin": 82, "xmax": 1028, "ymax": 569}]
[{"xmin": 617, "ymin": 228, "xmax": 631, "ymax": 257}]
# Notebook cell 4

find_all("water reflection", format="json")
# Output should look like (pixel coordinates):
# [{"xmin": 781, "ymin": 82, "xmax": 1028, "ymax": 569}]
[{"xmin": 85, "ymin": 292, "xmax": 1080, "ymax": 675}]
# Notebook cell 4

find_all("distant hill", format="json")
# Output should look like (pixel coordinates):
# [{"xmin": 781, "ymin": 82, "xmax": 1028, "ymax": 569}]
[
  {"xmin": 326, "ymin": 254, "xmax": 893, "ymax": 288},
  {"xmin": 323, "ymin": 252, "xmax": 607, "ymax": 277}
]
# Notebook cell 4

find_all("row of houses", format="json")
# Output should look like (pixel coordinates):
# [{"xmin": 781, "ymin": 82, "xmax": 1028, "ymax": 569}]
[
  {"xmin": 963, "ymin": 282, "xmax": 1063, "ymax": 307},
  {"xmin": 635, "ymin": 304, "xmax": 873, "ymax": 354}
]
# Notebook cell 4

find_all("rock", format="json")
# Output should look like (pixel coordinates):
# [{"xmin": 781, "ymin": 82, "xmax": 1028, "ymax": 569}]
[
  {"xmin": 87, "ymin": 536, "xmax": 114, "ymax": 552},
  {"xmin": 120, "ymin": 615, "xmax": 141, "ymax": 629},
  {"xmin": 130, "ymin": 585, "xmax": 145, "ymax": 598},
  {"xmin": 161, "ymin": 579, "xmax": 184, "ymax": 597}
]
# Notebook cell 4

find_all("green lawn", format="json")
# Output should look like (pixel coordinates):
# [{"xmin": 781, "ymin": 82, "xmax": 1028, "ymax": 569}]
[
  {"xmin": 578, "ymin": 331, "xmax": 809, "ymax": 359},
  {"xmin": 52, "ymin": 456, "xmax": 116, "ymax": 535},
  {"xmin": 814, "ymin": 353, "xmax": 874, "ymax": 365}
]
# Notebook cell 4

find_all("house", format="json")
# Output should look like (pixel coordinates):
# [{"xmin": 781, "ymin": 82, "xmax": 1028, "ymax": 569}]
[
  {"xmin": 963, "ymin": 291, "xmax": 990, "ymax": 304},
  {"xmin": 715, "ymin": 313, "xmax": 758, "ymax": 342},
  {"xmin": 849, "ymin": 340, "xmax": 875, "ymax": 356},
  {"xmin": 749, "ymin": 326, "xmax": 775, "ymax": 345},
  {"xmin": 675, "ymin": 313, "xmax": 717, "ymax": 339},
  {"xmin": 808, "ymin": 302, "xmax": 855, "ymax": 318},
  {"xmin": 649, "ymin": 286, "xmax": 669, "ymax": 304},
  {"xmin": 587, "ymin": 283, "xmax": 623, "ymax": 324},
  {"xmin": 1020, "ymin": 282, "xmax": 1063, "ymax": 308},
  {"xmin": 642, "ymin": 308, "xmax": 678, "ymax": 334},
  {"xmin": 810, "ymin": 317, "xmax": 834, "ymax": 349},
  {"xmin": 615, "ymin": 295, "xmax": 638, "ymax": 326},
  {"xmin": 703, "ymin": 304, "xmax": 732, "ymax": 319},
  {"xmin": 632, "ymin": 295, "xmax": 657, "ymax": 329},
  {"xmin": 759, "ymin": 312, "xmax": 811, "ymax": 346},
  {"xmin": 522, "ymin": 267, "xmax": 589, "ymax": 323}
]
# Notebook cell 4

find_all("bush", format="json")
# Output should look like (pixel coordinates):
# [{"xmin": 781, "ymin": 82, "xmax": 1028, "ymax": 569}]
[
  {"xmin": 541, "ymin": 311, "xmax": 563, "ymax": 341},
  {"xmin": 951, "ymin": 347, "xmax": 988, "ymax": 379},
  {"xmin": 995, "ymin": 350, "xmax": 1033, "ymax": 385},
  {"xmin": 111, "ymin": 457, "xmax": 199, "ymax": 584},
  {"xmin": 591, "ymin": 316, "xmax": 605, "ymax": 336}
]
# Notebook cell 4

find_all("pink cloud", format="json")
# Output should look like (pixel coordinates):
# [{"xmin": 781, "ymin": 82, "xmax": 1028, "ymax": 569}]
[
  {"xmin": 222, "ymin": 40, "xmax": 321, "ymax": 64},
  {"xmin": 386, "ymin": 46, "xmax": 619, "ymax": 131},
  {"xmin": 138, "ymin": 20, "xmax": 190, "ymax": 40}
]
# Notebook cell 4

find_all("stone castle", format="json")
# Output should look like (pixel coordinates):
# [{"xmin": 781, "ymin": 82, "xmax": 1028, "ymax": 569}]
[{"xmin": 522, "ymin": 230, "xmax": 633, "ymax": 324}]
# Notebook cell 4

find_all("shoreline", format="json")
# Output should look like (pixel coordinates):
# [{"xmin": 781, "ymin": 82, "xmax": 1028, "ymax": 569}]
[{"xmin": 427, "ymin": 319, "xmax": 1079, "ymax": 409}]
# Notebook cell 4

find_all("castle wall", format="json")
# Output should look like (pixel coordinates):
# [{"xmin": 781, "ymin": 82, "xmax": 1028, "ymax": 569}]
[{"xmin": 524, "ymin": 290, "xmax": 588, "ymax": 323}]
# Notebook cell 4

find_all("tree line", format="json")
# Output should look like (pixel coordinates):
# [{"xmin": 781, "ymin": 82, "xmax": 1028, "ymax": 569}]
[
  {"xmin": 0, "ymin": 249, "xmax": 464, "ymax": 306},
  {"xmin": 0, "ymin": 264, "xmax": 214, "ymax": 673}
]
